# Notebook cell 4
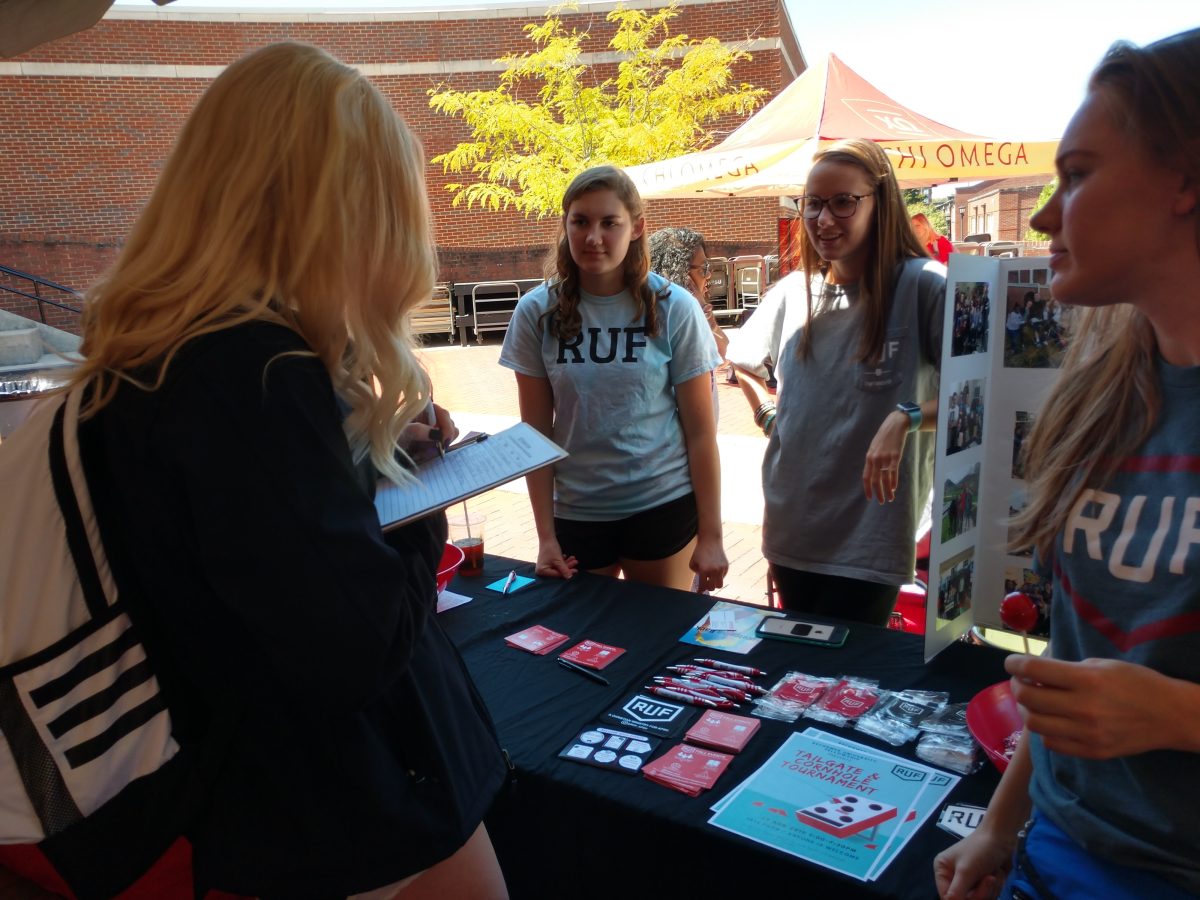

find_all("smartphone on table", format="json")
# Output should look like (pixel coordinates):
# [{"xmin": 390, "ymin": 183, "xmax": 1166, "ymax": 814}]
[{"xmin": 755, "ymin": 616, "xmax": 849, "ymax": 647}]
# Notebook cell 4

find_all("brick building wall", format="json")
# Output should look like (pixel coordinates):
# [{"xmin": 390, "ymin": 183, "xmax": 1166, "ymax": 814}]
[
  {"xmin": 0, "ymin": 0, "xmax": 800, "ymax": 318},
  {"xmin": 952, "ymin": 175, "xmax": 1051, "ymax": 243}
]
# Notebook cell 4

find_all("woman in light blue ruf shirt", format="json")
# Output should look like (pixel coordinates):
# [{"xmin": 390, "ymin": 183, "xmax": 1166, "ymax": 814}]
[{"xmin": 500, "ymin": 166, "xmax": 728, "ymax": 592}]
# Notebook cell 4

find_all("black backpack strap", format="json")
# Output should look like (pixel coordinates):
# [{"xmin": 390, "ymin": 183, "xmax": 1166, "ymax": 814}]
[{"xmin": 47, "ymin": 390, "xmax": 109, "ymax": 619}]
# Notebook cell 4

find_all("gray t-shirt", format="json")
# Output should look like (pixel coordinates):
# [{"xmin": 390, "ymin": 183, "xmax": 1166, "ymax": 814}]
[
  {"xmin": 499, "ymin": 274, "xmax": 720, "ymax": 520},
  {"xmin": 1029, "ymin": 358, "xmax": 1200, "ymax": 894},
  {"xmin": 726, "ymin": 259, "xmax": 945, "ymax": 585}
]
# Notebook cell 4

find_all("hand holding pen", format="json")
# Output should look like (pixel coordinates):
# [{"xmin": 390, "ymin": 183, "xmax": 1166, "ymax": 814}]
[
  {"xmin": 426, "ymin": 401, "xmax": 445, "ymax": 459},
  {"xmin": 402, "ymin": 400, "xmax": 458, "ymax": 462}
]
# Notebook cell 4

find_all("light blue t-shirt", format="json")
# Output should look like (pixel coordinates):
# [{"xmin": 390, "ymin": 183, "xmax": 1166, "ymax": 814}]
[{"xmin": 499, "ymin": 274, "xmax": 720, "ymax": 520}]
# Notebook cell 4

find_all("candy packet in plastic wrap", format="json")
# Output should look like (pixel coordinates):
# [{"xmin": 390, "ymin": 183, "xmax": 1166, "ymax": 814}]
[
  {"xmin": 854, "ymin": 689, "xmax": 949, "ymax": 746},
  {"xmin": 752, "ymin": 671, "xmax": 837, "ymax": 722},
  {"xmin": 803, "ymin": 676, "xmax": 881, "ymax": 727},
  {"xmin": 917, "ymin": 701, "xmax": 971, "ymax": 737},
  {"xmin": 916, "ymin": 731, "xmax": 982, "ymax": 775}
]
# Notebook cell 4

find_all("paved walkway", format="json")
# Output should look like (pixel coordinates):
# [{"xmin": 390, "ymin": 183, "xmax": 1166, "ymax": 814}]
[{"xmin": 416, "ymin": 333, "xmax": 774, "ymax": 607}]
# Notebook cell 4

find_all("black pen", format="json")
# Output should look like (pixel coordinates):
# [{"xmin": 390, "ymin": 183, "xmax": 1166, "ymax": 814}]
[
  {"xmin": 425, "ymin": 405, "xmax": 445, "ymax": 460},
  {"xmin": 448, "ymin": 432, "xmax": 489, "ymax": 452},
  {"xmin": 557, "ymin": 658, "xmax": 609, "ymax": 686}
]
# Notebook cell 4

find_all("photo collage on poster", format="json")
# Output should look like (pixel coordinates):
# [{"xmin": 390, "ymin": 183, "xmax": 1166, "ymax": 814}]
[
  {"xmin": 1002, "ymin": 268, "xmax": 1076, "ymax": 369},
  {"xmin": 929, "ymin": 268, "xmax": 992, "ymax": 640},
  {"xmin": 945, "ymin": 379, "xmax": 985, "ymax": 456},
  {"xmin": 938, "ymin": 547, "xmax": 975, "ymax": 623},
  {"xmin": 925, "ymin": 256, "xmax": 1065, "ymax": 661},
  {"xmin": 951, "ymin": 281, "xmax": 990, "ymax": 358},
  {"xmin": 1005, "ymin": 408, "xmax": 1051, "ymax": 636},
  {"xmin": 996, "ymin": 265, "xmax": 1072, "ymax": 639}
]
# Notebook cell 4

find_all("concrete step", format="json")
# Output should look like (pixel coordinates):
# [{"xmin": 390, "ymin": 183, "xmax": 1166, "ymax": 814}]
[{"xmin": 0, "ymin": 328, "xmax": 42, "ymax": 367}]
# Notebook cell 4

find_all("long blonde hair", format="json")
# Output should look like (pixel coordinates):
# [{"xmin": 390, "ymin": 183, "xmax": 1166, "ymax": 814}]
[
  {"xmin": 794, "ymin": 139, "xmax": 928, "ymax": 362},
  {"xmin": 1011, "ymin": 28, "xmax": 1200, "ymax": 559},
  {"xmin": 71, "ymin": 42, "xmax": 437, "ymax": 484},
  {"xmin": 542, "ymin": 166, "xmax": 662, "ymax": 341}
]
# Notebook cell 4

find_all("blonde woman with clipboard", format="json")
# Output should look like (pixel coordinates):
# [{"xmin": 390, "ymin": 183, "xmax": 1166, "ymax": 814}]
[{"xmin": 60, "ymin": 42, "xmax": 509, "ymax": 899}]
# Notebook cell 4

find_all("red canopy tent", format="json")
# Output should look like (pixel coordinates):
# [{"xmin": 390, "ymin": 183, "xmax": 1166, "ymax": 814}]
[{"xmin": 625, "ymin": 53, "xmax": 1057, "ymax": 197}]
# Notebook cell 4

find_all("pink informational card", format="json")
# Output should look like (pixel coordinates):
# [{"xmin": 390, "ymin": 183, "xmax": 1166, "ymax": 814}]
[
  {"xmin": 643, "ymin": 743, "xmax": 734, "ymax": 796},
  {"xmin": 685, "ymin": 710, "xmax": 761, "ymax": 754},
  {"xmin": 504, "ymin": 625, "xmax": 570, "ymax": 655},
  {"xmin": 558, "ymin": 640, "xmax": 625, "ymax": 670}
]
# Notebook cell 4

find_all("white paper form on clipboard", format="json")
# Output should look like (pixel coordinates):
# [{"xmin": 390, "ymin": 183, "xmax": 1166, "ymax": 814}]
[{"xmin": 374, "ymin": 421, "xmax": 567, "ymax": 530}]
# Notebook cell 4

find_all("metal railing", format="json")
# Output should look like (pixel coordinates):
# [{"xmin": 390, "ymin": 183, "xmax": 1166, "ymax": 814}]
[{"xmin": 0, "ymin": 264, "xmax": 84, "ymax": 325}]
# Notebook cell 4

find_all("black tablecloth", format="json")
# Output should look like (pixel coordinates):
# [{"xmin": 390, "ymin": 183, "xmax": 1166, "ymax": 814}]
[{"xmin": 442, "ymin": 557, "xmax": 1008, "ymax": 899}]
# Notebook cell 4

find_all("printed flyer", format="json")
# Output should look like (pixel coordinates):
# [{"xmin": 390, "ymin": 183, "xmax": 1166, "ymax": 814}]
[
  {"xmin": 678, "ymin": 600, "xmax": 783, "ymax": 655},
  {"xmin": 709, "ymin": 730, "xmax": 958, "ymax": 881},
  {"xmin": 798, "ymin": 729, "xmax": 959, "ymax": 879}
]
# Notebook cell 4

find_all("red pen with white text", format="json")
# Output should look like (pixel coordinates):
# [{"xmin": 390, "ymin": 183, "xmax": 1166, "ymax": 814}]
[
  {"xmin": 672, "ymin": 664, "xmax": 757, "ymax": 685},
  {"xmin": 693, "ymin": 658, "xmax": 767, "ymax": 677},
  {"xmin": 653, "ymin": 677, "xmax": 741, "ymax": 703},
  {"xmin": 656, "ymin": 677, "xmax": 751, "ymax": 703},
  {"xmin": 699, "ymin": 673, "xmax": 768, "ymax": 695},
  {"xmin": 663, "ymin": 684, "xmax": 741, "ymax": 707}
]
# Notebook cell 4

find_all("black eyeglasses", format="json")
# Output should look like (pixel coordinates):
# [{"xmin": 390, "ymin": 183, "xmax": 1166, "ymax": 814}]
[
  {"xmin": 800, "ymin": 192, "xmax": 874, "ymax": 220},
  {"xmin": 689, "ymin": 261, "xmax": 711, "ymax": 277}
]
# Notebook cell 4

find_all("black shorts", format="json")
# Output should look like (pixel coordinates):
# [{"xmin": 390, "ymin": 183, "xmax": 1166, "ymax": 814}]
[{"xmin": 555, "ymin": 492, "xmax": 698, "ymax": 571}]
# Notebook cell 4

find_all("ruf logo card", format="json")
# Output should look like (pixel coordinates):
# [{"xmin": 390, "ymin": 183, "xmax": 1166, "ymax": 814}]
[{"xmin": 602, "ymin": 691, "xmax": 695, "ymax": 738}]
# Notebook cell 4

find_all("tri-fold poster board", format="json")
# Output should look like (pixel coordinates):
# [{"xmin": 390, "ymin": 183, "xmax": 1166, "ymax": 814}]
[{"xmin": 924, "ymin": 254, "xmax": 1074, "ymax": 661}]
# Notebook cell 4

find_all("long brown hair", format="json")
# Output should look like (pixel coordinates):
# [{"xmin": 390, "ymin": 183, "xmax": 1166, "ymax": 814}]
[
  {"xmin": 542, "ymin": 166, "xmax": 661, "ymax": 340},
  {"xmin": 70, "ymin": 42, "xmax": 437, "ymax": 485},
  {"xmin": 794, "ymin": 138, "xmax": 928, "ymax": 362},
  {"xmin": 1011, "ymin": 28, "xmax": 1200, "ymax": 560}
]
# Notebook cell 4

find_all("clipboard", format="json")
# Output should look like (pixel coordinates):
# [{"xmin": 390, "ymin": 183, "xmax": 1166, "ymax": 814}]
[{"xmin": 374, "ymin": 421, "xmax": 566, "ymax": 529}]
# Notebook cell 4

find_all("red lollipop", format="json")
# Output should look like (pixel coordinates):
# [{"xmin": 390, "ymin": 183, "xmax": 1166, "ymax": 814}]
[{"xmin": 1000, "ymin": 591, "xmax": 1039, "ymax": 633}]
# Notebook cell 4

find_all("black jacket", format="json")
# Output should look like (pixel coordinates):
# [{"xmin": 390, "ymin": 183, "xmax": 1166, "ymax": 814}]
[{"xmin": 79, "ymin": 321, "xmax": 507, "ymax": 898}]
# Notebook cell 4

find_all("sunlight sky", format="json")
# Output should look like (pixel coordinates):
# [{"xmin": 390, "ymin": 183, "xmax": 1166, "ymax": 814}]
[
  {"xmin": 112, "ymin": 0, "xmax": 1198, "ymax": 140},
  {"xmin": 781, "ymin": 0, "xmax": 1197, "ymax": 139}
]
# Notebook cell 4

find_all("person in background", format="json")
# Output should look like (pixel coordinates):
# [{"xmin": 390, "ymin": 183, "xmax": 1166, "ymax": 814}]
[
  {"xmin": 649, "ymin": 227, "xmax": 729, "ymax": 415},
  {"xmin": 68, "ymin": 42, "xmax": 509, "ymax": 899},
  {"xmin": 935, "ymin": 27, "xmax": 1200, "ymax": 900},
  {"xmin": 1005, "ymin": 301, "xmax": 1026, "ymax": 355},
  {"xmin": 648, "ymin": 227, "xmax": 729, "ymax": 358},
  {"xmin": 500, "ymin": 166, "xmax": 728, "ymax": 592},
  {"xmin": 1022, "ymin": 290, "xmax": 1046, "ymax": 347},
  {"xmin": 726, "ymin": 138, "xmax": 945, "ymax": 625},
  {"xmin": 912, "ymin": 212, "xmax": 955, "ymax": 264}
]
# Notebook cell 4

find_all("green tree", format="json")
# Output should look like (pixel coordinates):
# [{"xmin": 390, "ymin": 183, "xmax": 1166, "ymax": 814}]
[
  {"xmin": 1023, "ymin": 179, "xmax": 1056, "ymax": 241},
  {"xmin": 428, "ymin": 2, "xmax": 766, "ymax": 218}
]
